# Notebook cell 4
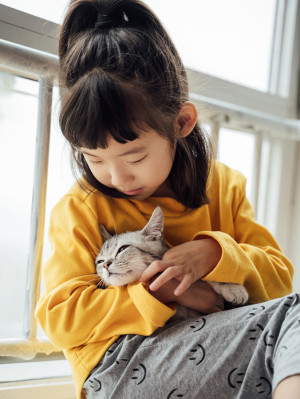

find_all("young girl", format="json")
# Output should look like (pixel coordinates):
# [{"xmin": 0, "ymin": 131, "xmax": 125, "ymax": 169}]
[{"xmin": 35, "ymin": 0, "xmax": 300, "ymax": 398}]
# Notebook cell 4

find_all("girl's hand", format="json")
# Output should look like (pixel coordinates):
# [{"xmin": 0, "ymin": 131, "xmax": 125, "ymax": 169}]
[
  {"xmin": 150, "ymin": 277, "xmax": 224, "ymax": 314},
  {"xmin": 140, "ymin": 239, "xmax": 222, "ymax": 296}
]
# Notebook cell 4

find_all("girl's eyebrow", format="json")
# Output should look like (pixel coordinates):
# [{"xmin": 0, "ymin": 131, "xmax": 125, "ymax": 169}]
[
  {"xmin": 81, "ymin": 146, "xmax": 147, "ymax": 158},
  {"xmin": 80, "ymin": 150, "xmax": 101, "ymax": 158},
  {"xmin": 118, "ymin": 146, "xmax": 147, "ymax": 156}
]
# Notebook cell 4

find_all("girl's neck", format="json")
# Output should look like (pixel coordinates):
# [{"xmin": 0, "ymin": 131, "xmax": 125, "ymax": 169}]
[{"xmin": 153, "ymin": 181, "xmax": 176, "ymax": 198}]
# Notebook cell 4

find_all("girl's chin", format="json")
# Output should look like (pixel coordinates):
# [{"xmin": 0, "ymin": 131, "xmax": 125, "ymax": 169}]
[
  {"xmin": 128, "ymin": 193, "xmax": 150, "ymax": 201},
  {"xmin": 122, "ymin": 187, "xmax": 144, "ymax": 196}
]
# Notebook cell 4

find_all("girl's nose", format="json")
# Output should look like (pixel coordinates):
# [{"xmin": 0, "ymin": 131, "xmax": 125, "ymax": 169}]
[{"xmin": 110, "ymin": 167, "xmax": 133, "ymax": 188}]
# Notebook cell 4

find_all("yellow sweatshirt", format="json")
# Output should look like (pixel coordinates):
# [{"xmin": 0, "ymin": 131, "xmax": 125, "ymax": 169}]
[{"xmin": 35, "ymin": 162, "xmax": 293, "ymax": 398}]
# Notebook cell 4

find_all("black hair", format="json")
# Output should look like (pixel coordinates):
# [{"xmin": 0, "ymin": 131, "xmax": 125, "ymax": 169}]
[{"xmin": 59, "ymin": 0, "xmax": 212, "ymax": 207}]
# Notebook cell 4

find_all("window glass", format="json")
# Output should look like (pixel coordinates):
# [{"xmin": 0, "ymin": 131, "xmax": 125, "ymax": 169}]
[
  {"xmin": 146, "ymin": 0, "xmax": 276, "ymax": 92},
  {"xmin": 217, "ymin": 128, "xmax": 255, "ymax": 201},
  {"xmin": 2, "ymin": 0, "xmax": 276, "ymax": 91},
  {"xmin": 0, "ymin": 71, "xmax": 38, "ymax": 339}
]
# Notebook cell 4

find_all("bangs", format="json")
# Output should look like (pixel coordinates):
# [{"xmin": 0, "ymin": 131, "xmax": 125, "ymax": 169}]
[{"xmin": 59, "ymin": 69, "xmax": 174, "ymax": 149}]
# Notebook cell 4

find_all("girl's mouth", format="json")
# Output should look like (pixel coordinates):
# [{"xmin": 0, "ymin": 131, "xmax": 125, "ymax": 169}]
[{"xmin": 122, "ymin": 188, "xmax": 143, "ymax": 196}]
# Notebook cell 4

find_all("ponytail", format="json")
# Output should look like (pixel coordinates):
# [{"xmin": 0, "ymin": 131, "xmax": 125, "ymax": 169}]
[{"xmin": 59, "ymin": 0, "xmax": 212, "ymax": 208}]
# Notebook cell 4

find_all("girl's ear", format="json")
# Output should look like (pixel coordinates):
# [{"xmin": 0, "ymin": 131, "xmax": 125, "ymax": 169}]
[{"xmin": 175, "ymin": 101, "xmax": 198, "ymax": 138}]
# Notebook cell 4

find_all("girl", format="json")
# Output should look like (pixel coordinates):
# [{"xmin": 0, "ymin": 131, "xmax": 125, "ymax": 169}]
[{"xmin": 35, "ymin": 0, "xmax": 300, "ymax": 398}]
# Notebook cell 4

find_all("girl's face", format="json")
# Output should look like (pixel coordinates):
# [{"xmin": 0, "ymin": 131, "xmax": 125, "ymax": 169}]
[{"xmin": 80, "ymin": 129, "xmax": 176, "ymax": 200}]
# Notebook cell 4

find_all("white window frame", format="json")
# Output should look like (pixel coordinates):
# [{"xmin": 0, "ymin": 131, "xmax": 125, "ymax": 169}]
[{"xmin": 0, "ymin": 0, "xmax": 300, "ymax": 396}]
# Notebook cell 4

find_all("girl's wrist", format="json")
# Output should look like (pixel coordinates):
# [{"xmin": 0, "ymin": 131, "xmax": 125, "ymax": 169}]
[
  {"xmin": 194, "ymin": 237, "xmax": 222, "ymax": 277},
  {"xmin": 149, "ymin": 277, "xmax": 178, "ymax": 304}
]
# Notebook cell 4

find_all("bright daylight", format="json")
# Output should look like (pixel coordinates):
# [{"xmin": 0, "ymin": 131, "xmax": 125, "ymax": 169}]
[{"xmin": 0, "ymin": 1, "xmax": 300, "ymax": 398}]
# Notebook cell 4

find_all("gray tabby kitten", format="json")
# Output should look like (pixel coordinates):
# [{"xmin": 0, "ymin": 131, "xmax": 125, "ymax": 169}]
[{"xmin": 95, "ymin": 206, "xmax": 248, "ymax": 305}]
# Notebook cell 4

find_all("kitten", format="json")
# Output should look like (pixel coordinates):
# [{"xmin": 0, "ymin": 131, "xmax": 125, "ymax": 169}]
[{"xmin": 95, "ymin": 206, "xmax": 248, "ymax": 305}]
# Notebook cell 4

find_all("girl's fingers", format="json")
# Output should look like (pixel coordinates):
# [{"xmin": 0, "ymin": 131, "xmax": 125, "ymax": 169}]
[
  {"xmin": 173, "ymin": 275, "xmax": 193, "ymax": 296},
  {"xmin": 148, "ymin": 265, "xmax": 182, "ymax": 291},
  {"xmin": 139, "ymin": 260, "xmax": 172, "ymax": 282},
  {"xmin": 176, "ymin": 280, "xmax": 225, "ymax": 314}
]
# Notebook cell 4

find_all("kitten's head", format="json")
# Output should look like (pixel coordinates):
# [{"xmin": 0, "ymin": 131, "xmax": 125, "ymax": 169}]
[{"xmin": 95, "ymin": 206, "xmax": 168, "ymax": 287}]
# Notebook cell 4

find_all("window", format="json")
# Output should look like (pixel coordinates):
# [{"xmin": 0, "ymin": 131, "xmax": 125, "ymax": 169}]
[
  {"xmin": 0, "ymin": 73, "xmax": 38, "ymax": 340},
  {"xmin": 1, "ymin": 0, "xmax": 277, "ymax": 91},
  {"xmin": 146, "ymin": 0, "xmax": 277, "ymax": 92},
  {"xmin": 0, "ymin": 1, "xmax": 300, "ymax": 397},
  {"xmin": 0, "ymin": 58, "xmax": 76, "ymax": 398},
  {"xmin": 217, "ymin": 128, "xmax": 256, "ymax": 196}
]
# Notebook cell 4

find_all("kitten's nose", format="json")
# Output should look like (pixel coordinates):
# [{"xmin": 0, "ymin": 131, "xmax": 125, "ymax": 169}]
[{"xmin": 104, "ymin": 261, "xmax": 112, "ymax": 270}]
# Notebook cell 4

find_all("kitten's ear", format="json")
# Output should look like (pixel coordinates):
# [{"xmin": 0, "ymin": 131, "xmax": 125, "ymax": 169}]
[
  {"xmin": 141, "ymin": 206, "xmax": 164, "ymax": 240},
  {"xmin": 99, "ymin": 225, "xmax": 112, "ymax": 242}
]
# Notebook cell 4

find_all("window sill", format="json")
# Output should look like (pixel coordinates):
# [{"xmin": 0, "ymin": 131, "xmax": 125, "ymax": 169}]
[{"xmin": 0, "ymin": 377, "xmax": 76, "ymax": 399}]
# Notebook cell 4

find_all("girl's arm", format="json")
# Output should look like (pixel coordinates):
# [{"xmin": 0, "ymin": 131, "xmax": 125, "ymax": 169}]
[
  {"xmin": 35, "ymin": 195, "xmax": 176, "ymax": 350},
  {"xmin": 140, "ymin": 167, "xmax": 294, "ymax": 303},
  {"xmin": 199, "ymin": 193, "xmax": 294, "ymax": 302},
  {"xmin": 140, "ymin": 238, "xmax": 222, "ymax": 296},
  {"xmin": 149, "ymin": 277, "xmax": 224, "ymax": 313}
]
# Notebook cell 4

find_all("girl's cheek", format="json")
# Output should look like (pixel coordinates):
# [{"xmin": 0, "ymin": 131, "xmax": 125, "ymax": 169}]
[
  {"xmin": 89, "ymin": 164, "xmax": 105, "ymax": 179},
  {"xmin": 91, "ymin": 169, "xmax": 106, "ymax": 184}
]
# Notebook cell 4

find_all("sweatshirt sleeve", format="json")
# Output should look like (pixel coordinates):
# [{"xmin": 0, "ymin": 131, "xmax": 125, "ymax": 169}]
[
  {"xmin": 193, "ymin": 169, "xmax": 294, "ymax": 303},
  {"xmin": 35, "ymin": 195, "xmax": 175, "ymax": 349}
]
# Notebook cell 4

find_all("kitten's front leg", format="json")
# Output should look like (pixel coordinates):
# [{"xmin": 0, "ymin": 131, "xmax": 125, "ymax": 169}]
[{"xmin": 207, "ymin": 281, "xmax": 249, "ymax": 305}]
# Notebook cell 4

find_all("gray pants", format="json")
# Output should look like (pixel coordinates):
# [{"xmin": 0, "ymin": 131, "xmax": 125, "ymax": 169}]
[{"xmin": 83, "ymin": 293, "xmax": 300, "ymax": 398}]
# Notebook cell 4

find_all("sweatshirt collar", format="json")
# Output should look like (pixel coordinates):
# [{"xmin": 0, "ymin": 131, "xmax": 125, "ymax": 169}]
[{"xmin": 129, "ymin": 196, "xmax": 189, "ymax": 217}]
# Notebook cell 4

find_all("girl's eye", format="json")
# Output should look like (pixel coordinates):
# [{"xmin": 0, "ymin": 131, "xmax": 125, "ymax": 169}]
[
  {"xmin": 131, "ymin": 155, "xmax": 147, "ymax": 164},
  {"xmin": 89, "ymin": 159, "xmax": 102, "ymax": 164},
  {"xmin": 116, "ymin": 245, "xmax": 129, "ymax": 255}
]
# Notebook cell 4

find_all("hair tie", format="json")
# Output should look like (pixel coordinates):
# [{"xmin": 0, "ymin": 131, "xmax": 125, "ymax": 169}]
[
  {"xmin": 95, "ymin": 14, "xmax": 113, "ymax": 29},
  {"xmin": 94, "ymin": 11, "xmax": 128, "ymax": 29}
]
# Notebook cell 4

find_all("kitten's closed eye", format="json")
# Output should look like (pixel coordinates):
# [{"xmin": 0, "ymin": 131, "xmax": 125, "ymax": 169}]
[
  {"xmin": 96, "ymin": 259, "xmax": 104, "ymax": 265},
  {"xmin": 116, "ymin": 245, "xmax": 130, "ymax": 255}
]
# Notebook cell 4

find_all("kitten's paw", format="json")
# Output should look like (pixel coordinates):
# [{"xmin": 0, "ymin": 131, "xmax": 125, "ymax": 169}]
[
  {"xmin": 223, "ymin": 283, "xmax": 248, "ymax": 305},
  {"xmin": 208, "ymin": 282, "xmax": 248, "ymax": 305}
]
